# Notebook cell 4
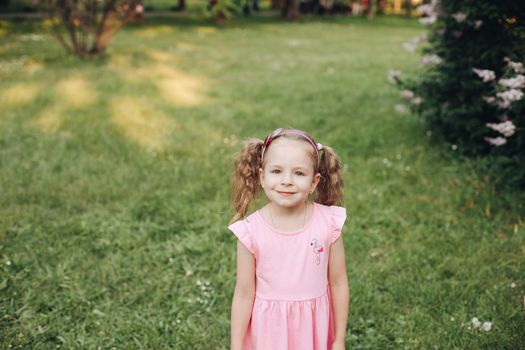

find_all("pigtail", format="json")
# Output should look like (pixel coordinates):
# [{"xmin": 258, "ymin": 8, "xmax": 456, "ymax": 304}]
[
  {"xmin": 315, "ymin": 145, "xmax": 344, "ymax": 206},
  {"xmin": 230, "ymin": 139, "xmax": 265, "ymax": 224}
]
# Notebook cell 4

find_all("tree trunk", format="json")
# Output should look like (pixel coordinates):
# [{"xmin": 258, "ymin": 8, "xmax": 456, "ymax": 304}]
[
  {"xmin": 406, "ymin": 0, "xmax": 413, "ymax": 17},
  {"xmin": 176, "ymin": 0, "xmax": 185, "ymax": 11},
  {"xmin": 271, "ymin": 0, "xmax": 283, "ymax": 10},
  {"xmin": 282, "ymin": 0, "xmax": 299, "ymax": 20}
]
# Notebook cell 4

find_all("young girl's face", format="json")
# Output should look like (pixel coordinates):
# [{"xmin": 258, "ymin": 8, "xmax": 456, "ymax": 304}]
[{"xmin": 259, "ymin": 138, "xmax": 321, "ymax": 210}]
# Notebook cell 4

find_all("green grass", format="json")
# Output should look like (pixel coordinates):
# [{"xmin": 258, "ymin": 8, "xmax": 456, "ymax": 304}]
[{"xmin": 0, "ymin": 15, "xmax": 524, "ymax": 349}]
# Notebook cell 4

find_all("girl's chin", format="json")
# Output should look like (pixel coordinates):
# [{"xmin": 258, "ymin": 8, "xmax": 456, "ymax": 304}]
[{"xmin": 269, "ymin": 198, "xmax": 308, "ymax": 208}]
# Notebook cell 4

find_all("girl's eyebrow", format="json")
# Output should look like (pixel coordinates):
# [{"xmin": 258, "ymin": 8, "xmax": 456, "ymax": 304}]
[{"xmin": 267, "ymin": 164, "xmax": 309, "ymax": 171}]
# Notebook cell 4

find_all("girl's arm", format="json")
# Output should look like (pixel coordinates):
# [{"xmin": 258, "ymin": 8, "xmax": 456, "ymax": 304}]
[
  {"xmin": 328, "ymin": 236, "xmax": 350, "ymax": 347},
  {"xmin": 231, "ymin": 240, "xmax": 256, "ymax": 350}
]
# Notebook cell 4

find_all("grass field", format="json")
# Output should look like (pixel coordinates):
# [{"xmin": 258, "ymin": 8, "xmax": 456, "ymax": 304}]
[{"xmin": 0, "ymin": 15, "xmax": 524, "ymax": 349}]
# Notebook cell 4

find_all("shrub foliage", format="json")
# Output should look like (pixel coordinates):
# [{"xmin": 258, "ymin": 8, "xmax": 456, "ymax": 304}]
[{"xmin": 401, "ymin": 0, "xmax": 525, "ymax": 186}]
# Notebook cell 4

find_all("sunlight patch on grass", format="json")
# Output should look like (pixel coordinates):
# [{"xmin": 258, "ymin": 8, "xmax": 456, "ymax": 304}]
[
  {"xmin": 24, "ymin": 59, "xmax": 44, "ymax": 74},
  {"xmin": 33, "ymin": 104, "xmax": 64, "ymax": 133},
  {"xmin": 0, "ymin": 43, "xmax": 14, "ymax": 55},
  {"xmin": 110, "ymin": 96, "xmax": 176, "ymax": 151},
  {"xmin": 176, "ymin": 42, "xmax": 197, "ymax": 52},
  {"xmin": 0, "ymin": 83, "xmax": 40, "ymax": 108},
  {"xmin": 108, "ymin": 50, "xmax": 209, "ymax": 106},
  {"xmin": 146, "ymin": 49, "xmax": 178, "ymax": 63},
  {"xmin": 137, "ymin": 25, "xmax": 175, "ymax": 38},
  {"xmin": 195, "ymin": 26, "xmax": 217, "ymax": 34},
  {"xmin": 108, "ymin": 52, "xmax": 132, "ymax": 69},
  {"xmin": 55, "ymin": 76, "xmax": 97, "ymax": 108},
  {"xmin": 122, "ymin": 60, "xmax": 210, "ymax": 107},
  {"xmin": 137, "ymin": 63, "xmax": 209, "ymax": 106}
]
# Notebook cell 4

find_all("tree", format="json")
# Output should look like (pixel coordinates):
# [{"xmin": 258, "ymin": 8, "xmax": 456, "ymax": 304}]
[
  {"xmin": 282, "ymin": 0, "xmax": 300, "ymax": 20},
  {"xmin": 46, "ymin": 0, "xmax": 143, "ymax": 58}
]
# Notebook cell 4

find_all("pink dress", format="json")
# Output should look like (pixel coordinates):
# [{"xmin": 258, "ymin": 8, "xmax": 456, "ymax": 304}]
[{"xmin": 228, "ymin": 202, "xmax": 347, "ymax": 350}]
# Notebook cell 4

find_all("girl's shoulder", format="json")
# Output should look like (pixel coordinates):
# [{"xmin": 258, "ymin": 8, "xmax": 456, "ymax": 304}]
[
  {"xmin": 227, "ymin": 211, "xmax": 261, "ymax": 255},
  {"xmin": 313, "ymin": 203, "xmax": 347, "ymax": 236},
  {"xmin": 314, "ymin": 202, "xmax": 346, "ymax": 220}
]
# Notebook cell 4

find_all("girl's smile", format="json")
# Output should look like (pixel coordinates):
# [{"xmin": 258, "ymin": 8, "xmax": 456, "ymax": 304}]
[{"xmin": 277, "ymin": 191, "xmax": 296, "ymax": 196}]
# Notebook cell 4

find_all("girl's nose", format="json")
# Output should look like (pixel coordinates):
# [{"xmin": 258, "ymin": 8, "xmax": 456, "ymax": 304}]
[{"xmin": 281, "ymin": 172, "xmax": 293, "ymax": 185}]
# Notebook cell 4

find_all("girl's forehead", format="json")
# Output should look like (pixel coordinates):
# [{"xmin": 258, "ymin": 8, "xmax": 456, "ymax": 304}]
[{"xmin": 264, "ymin": 138, "xmax": 315, "ymax": 166}]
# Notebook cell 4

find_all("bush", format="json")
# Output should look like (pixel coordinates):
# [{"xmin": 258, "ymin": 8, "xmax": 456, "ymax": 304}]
[
  {"xmin": 394, "ymin": 0, "xmax": 525, "ymax": 187},
  {"xmin": 46, "ymin": 0, "xmax": 144, "ymax": 58}
]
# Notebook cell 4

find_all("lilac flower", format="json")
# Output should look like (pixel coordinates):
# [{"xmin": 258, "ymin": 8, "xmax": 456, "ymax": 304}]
[
  {"xmin": 472, "ymin": 68, "xmax": 496, "ymax": 82},
  {"xmin": 421, "ymin": 54, "xmax": 442, "ymax": 65},
  {"xmin": 504, "ymin": 57, "xmax": 525, "ymax": 74},
  {"xmin": 474, "ymin": 20, "xmax": 483, "ymax": 29},
  {"xmin": 403, "ymin": 42, "xmax": 417, "ymax": 53},
  {"xmin": 415, "ymin": 34, "xmax": 427, "ymax": 44},
  {"xmin": 418, "ymin": 1, "xmax": 438, "ymax": 25},
  {"xmin": 481, "ymin": 322, "xmax": 492, "ymax": 332},
  {"xmin": 419, "ymin": 16, "xmax": 437, "ymax": 25},
  {"xmin": 496, "ymin": 99, "xmax": 512, "ymax": 109},
  {"xmin": 418, "ymin": 4, "xmax": 435, "ymax": 16},
  {"xmin": 497, "ymin": 89, "xmax": 524, "ymax": 102},
  {"xmin": 484, "ymin": 136, "xmax": 507, "ymax": 146},
  {"xmin": 135, "ymin": 4, "xmax": 144, "ymax": 13},
  {"xmin": 394, "ymin": 104, "xmax": 408, "ymax": 114},
  {"xmin": 388, "ymin": 69, "xmax": 401, "ymax": 84},
  {"xmin": 452, "ymin": 12, "xmax": 467, "ymax": 23},
  {"xmin": 498, "ymin": 75, "xmax": 525, "ymax": 89},
  {"xmin": 486, "ymin": 121, "xmax": 516, "ymax": 137},
  {"xmin": 400, "ymin": 89, "xmax": 415, "ymax": 100},
  {"xmin": 482, "ymin": 96, "xmax": 496, "ymax": 104},
  {"xmin": 403, "ymin": 34, "xmax": 428, "ymax": 52},
  {"xmin": 411, "ymin": 96, "xmax": 423, "ymax": 105}
]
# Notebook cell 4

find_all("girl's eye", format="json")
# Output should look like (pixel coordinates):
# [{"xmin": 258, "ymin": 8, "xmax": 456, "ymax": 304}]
[
  {"xmin": 295, "ymin": 172, "xmax": 305, "ymax": 176},
  {"xmin": 271, "ymin": 169, "xmax": 280, "ymax": 174}
]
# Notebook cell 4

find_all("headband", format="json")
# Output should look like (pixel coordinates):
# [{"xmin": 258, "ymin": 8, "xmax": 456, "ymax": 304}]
[{"xmin": 261, "ymin": 128, "xmax": 324, "ymax": 166}]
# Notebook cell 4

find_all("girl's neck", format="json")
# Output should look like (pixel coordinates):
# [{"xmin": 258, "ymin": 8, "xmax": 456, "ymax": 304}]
[
  {"xmin": 265, "ymin": 201, "xmax": 313, "ymax": 232},
  {"xmin": 269, "ymin": 201, "xmax": 308, "ymax": 217}
]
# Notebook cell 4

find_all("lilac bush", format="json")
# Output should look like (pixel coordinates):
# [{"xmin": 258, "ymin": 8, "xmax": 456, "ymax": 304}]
[{"xmin": 392, "ymin": 0, "xmax": 525, "ymax": 186}]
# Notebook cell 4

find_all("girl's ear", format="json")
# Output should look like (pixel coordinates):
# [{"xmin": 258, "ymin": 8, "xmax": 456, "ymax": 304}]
[{"xmin": 310, "ymin": 172, "xmax": 321, "ymax": 193}]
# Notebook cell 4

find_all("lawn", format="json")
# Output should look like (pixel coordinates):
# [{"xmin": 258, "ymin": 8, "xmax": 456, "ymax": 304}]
[{"xmin": 0, "ymin": 14, "xmax": 524, "ymax": 349}]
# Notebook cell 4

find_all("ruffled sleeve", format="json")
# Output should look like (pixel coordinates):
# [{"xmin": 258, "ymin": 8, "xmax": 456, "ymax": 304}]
[
  {"xmin": 228, "ymin": 220, "xmax": 255, "ymax": 255},
  {"xmin": 329, "ymin": 206, "xmax": 347, "ymax": 245}
]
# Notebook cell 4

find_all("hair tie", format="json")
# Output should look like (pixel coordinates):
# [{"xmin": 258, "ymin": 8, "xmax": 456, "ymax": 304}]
[{"xmin": 317, "ymin": 143, "xmax": 325, "ymax": 159}]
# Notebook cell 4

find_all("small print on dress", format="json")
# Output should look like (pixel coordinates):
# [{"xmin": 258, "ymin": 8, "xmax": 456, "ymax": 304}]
[{"xmin": 310, "ymin": 238, "xmax": 324, "ymax": 265}]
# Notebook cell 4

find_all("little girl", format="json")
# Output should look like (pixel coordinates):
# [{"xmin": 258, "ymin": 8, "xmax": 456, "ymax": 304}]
[{"xmin": 228, "ymin": 128, "xmax": 350, "ymax": 350}]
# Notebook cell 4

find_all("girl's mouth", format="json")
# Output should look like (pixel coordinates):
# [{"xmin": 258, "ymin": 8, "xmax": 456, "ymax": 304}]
[{"xmin": 277, "ymin": 191, "xmax": 296, "ymax": 196}]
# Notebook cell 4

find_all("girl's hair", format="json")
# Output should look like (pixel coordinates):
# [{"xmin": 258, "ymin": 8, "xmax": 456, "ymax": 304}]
[{"xmin": 230, "ymin": 130, "xmax": 344, "ymax": 224}]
